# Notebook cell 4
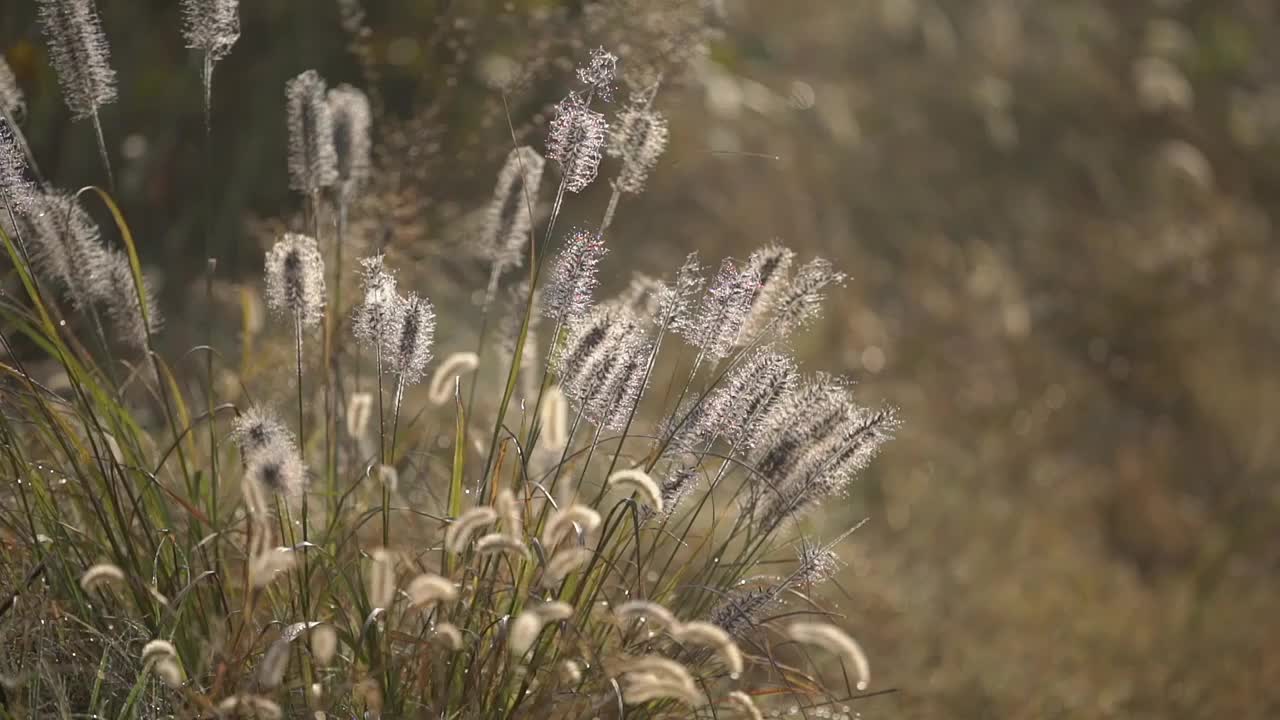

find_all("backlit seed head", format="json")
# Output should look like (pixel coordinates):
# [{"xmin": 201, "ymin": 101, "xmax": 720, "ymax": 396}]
[{"xmin": 264, "ymin": 233, "xmax": 325, "ymax": 328}]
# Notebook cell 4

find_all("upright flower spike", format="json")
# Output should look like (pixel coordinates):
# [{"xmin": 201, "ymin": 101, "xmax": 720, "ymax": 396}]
[
  {"xmin": 181, "ymin": 0, "xmax": 239, "ymax": 62},
  {"xmin": 672, "ymin": 347, "xmax": 798, "ymax": 452},
  {"xmin": 555, "ymin": 307, "xmax": 651, "ymax": 429},
  {"xmin": 264, "ymin": 233, "xmax": 326, "ymax": 329},
  {"xmin": 231, "ymin": 405, "xmax": 291, "ymax": 457},
  {"xmin": 37, "ymin": 0, "xmax": 117, "ymax": 121},
  {"xmin": 547, "ymin": 92, "xmax": 607, "ymax": 194},
  {"xmin": 681, "ymin": 258, "xmax": 760, "ymax": 362},
  {"xmin": 384, "ymin": 292, "xmax": 436, "ymax": 385},
  {"xmin": 739, "ymin": 244, "xmax": 796, "ymax": 339},
  {"xmin": 285, "ymin": 70, "xmax": 338, "ymax": 196},
  {"xmin": 607, "ymin": 94, "xmax": 669, "ymax": 194},
  {"xmin": 352, "ymin": 253, "xmax": 402, "ymax": 348},
  {"xmin": 103, "ymin": 246, "xmax": 161, "ymax": 349},
  {"xmin": 542, "ymin": 229, "xmax": 607, "ymax": 325},
  {"xmin": 0, "ymin": 122, "xmax": 37, "ymax": 213},
  {"xmin": 327, "ymin": 84, "xmax": 372, "ymax": 205},
  {"xmin": 482, "ymin": 146, "xmax": 545, "ymax": 276}
]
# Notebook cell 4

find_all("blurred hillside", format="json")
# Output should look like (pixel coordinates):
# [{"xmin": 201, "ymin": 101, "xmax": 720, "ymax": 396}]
[{"xmin": 4, "ymin": 0, "xmax": 1280, "ymax": 717}]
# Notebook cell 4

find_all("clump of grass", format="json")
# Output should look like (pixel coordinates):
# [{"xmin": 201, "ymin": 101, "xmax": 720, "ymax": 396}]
[{"xmin": 0, "ymin": 11, "xmax": 896, "ymax": 720}]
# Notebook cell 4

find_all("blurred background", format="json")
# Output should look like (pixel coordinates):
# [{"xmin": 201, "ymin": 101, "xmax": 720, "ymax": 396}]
[{"xmin": 5, "ymin": 0, "xmax": 1280, "ymax": 717}]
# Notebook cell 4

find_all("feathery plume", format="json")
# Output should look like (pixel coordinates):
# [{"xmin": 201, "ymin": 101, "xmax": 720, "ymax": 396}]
[
  {"xmin": 0, "ymin": 58, "xmax": 23, "ymax": 119},
  {"xmin": 617, "ymin": 656, "xmax": 704, "ymax": 706},
  {"xmin": 555, "ymin": 307, "xmax": 651, "ymax": 429},
  {"xmin": 384, "ymin": 291, "xmax": 436, "ymax": 385},
  {"xmin": 509, "ymin": 602, "xmax": 574, "ymax": 656},
  {"xmin": 429, "ymin": 352, "xmax": 479, "ymax": 405},
  {"xmin": 264, "ymin": 233, "xmax": 326, "ymax": 328},
  {"xmin": 13, "ymin": 191, "xmax": 110, "ymax": 312},
  {"xmin": 445, "ymin": 506, "xmax": 498, "ymax": 553},
  {"xmin": 577, "ymin": 47, "xmax": 620, "ymax": 101},
  {"xmin": 0, "ymin": 122, "xmax": 36, "ymax": 213},
  {"xmin": 242, "ymin": 440, "xmax": 307, "ymax": 513},
  {"xmin": 607, "ymin": 468, "xmax": 663, "ymax": 512},
  {"xmin": 352, "ymin": 253, "xmax": 401, "ymax": 346},
  {"xmin": 539, "ymin": 385, "xmax": 569, "ymax": 450},
  {"xmin": 152, "ymin": 657, "xmax": 184, "ymax": 689},
  {"xmin": 102, "ymin": 247, "xmax": 162, "ymax": 349},
  {"xmin": 547, "ymin": 91, "xmax": 607, "ymax": 193},
  {"xmin": 181, "ymin": 0, "xmax": 239, "ymax": 61},
  {"xmin": 673, "ymin": 348, "xmax": 798, "ymax": 452},
  {"xmin": 708, "ymin": 586, "xmax": 779, "ymax": 639},
  {"xmin": 739, "ymin": 244, "xmax": 796, "ymax": 338},
  {"xmin": 672, "ymin": 621, "xmax": 744, "ymax": 677},
  {"xmin": 79, "ymin": 563, "xmax": 125, "ymax": 592},
  {"xmin": 327, "ymin": 84, "xmax": 371, "ymax": 203},
  {"xmin": 607, "ymin": 96, "xmax": 669, "ymax": 194},
  {"xmin": 543, "ymin": 504, "xmax": 602, "ymax": 549},
  {"xmin": 681, "ymin": 258, "xmax": 761, "ymax": 361},
  {"xmin": 37, "ymin": 0, "xmax": 117, "ymax": 120},
  {"xmin": 367, "ymin": 548, "xmax": 397, "ymax": 609},
  {"xmin": 542, "ymin": 229, "xmax": 607, "ymax": 325},
  {"xmin": 406, "ymin": 574, "xmax": 457, "ymax": 609},
  {"xmin": 772, "ymin": 257, "xmax": 847, "ymax": 335},
  {"xmin": 794, "ymin": 539, "xmax": 842, "ymax": 588},
  {"xmin": 310, "ymin": 625, "xmax": 338, "ymax": 665},
  {"xmin": 654, "ymin": 463, "xmax": 700, "ymax": 520},
  {"xmin": 285, "ymin": 70, "xmax": 337, "ymax": 194},
  {"xmin": 787, "ymin": 622, "xmax": 870, "ymax": 690},
  {"xmin": 482, "ymin": 146, "xmax": 545, "ymax": 275}
]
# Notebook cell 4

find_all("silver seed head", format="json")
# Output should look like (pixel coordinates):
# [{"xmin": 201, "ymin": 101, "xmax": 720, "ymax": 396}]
[
  {"xmin": 482, "ymin": 146, "xmax": 545, "ymax": 274},
  {"xmin": 607, "ymin": 101, "xmax": 669, "ymax": 194},
  {"xmin": 264, "ymin": 233, "xmax": 326, "ymax": 328},
  {"xmin": 181, "ymin": 0, "xmax": 240, "ymax": 61},
  {"xmin": 285, "ymin": 70, "xmax": 338, "ymax": 194},
  {"xmin": 38, "ymin": 0, "xmax": 118, "ymax": 120},
  {"xmin": 547, "ymin": 92, "xmax": 607, "ymax": 194},
  {"xmin": 542, "ymin": 229, "xmax": 607, "ymax": 325},
  {"xmin": 327, "ymin": 84, "xmax": 372, "ymax": 204}
]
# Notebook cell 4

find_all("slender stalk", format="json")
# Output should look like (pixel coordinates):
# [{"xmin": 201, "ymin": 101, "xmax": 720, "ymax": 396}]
[{"xmin": 89, "ymin": 108, "xmax": 115, "ymax": 192}]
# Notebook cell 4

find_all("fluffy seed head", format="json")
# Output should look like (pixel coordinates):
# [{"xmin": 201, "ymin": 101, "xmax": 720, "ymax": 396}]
[
  {"xmin": 242, "ymin": 441, "xmax": 306, "ymax": 513},
  {"xmin": 103, "ymin": 247, "xmax": 162, "ymax": 349},
  {"xmin": 495, "ymin": 488, "xmax": 523, "ymax": 539},
  {"xmin": 0, "ymin": 122, "xmax": 36, "ymax": 213},
  {"xmin": 141, "ymin": 639, "xmax": 177, "ymax": 664},
  {"xmin": 38, "ymin": 0, "xmax": 118, "ymax": 119},
  {"xmin": 475, "ymin": 532, "xmax": 531, "ymax": 559},
  {"xmin": 674, "ymin": 347, "xmax": 798, "ymax": 452},
  {"xmin": 367, "ymin": 548, "xmax": 397, "ymax": 609},
  {"xmin": 482, "ymin": 146, "xmax": 545, "ymax": 274},
  {"xmin": 560, "ymin": 660, "xmax": 583, "ymax": 684},
  {"xmin": 153, "ymin": 657, "xmax": 184, "ymax": 689},
  {"xmin": 607, "ymin": 101, "xmax": 669, "ymax": 194},
  {"xmin": 509, "ymin": 611, "xmax": 546, "ymax": 657},
  {"xmin": 555, "ymin": 307, "xmax": 651, "ymax": 430},
  {"xmin": 406, "ymin": 574, "xmax": 457, "ymax": 609},
  {"xmin": 674, "ymin": 621, "xmax": 743, "ymax": 677},
  {"xmin": 539, "ymin": 385, "xmax": 569, "ymax": 450},
  {"xmin": 384, "ymin": 292, "xmax": 436, "ymax": 385},
  {"xmin": 654, "ymin": 464, "xmax": 699, "ymax": 520},
  {"xmin": 285, "ymin": 69, "xmax": 337, "ymax": 194},
  {"xmin": 545, "ymin": 546, "xmax": 594, "ymax": 582},
  {"xmin": 708, "ymin": 586, "xmax": 779, "ymax": 639},
  {"xmin": 607, "ymin": 468, "xmax": 663, "ymax": 513},
  {"xmin": 615, "ymin": 600, "xmax": 676, "ymax": 629},
  {"xmin": 346, "ymin": 392, "xmax": 373, "ymax": 439},
  {"xmin": 216, "ymin": 696, "xmax": 282, "ymax": 720},
  {"xmin": 79, "ymin": 563, "xmax": 125, "ymax": 592},
  {"xmin": 728, "ymin": 690, "xmax": 764, "ymax": 720},
  {"xmin": 327, "ymin": 84, "xmax": 371, "ymax": 203},
  {"xmin": 547, "ymin": 92, "xmax": 607, "ymax": 193},
  {"xmin": 429, "ymin": 352, "xmax": 479, "ymax": 405},
  {"xmin": 264, "ymin": 233, "xmax": 325, "ymax": 327},
  {"xmin": 445, "ymin": 506, "xmax": 498, "ymax": 554},
  {"xmin": 352, "ymin": 253, "xmax": 401, "ymax": 346},
  {"xmin": 11, "ymin": 191, "xmax": 109, "ymax": 312},
  {"xmin": 231, "ymin": 404, "xmax": 291, "ymax": 457},
  {"xmin": 542, "ymin": 229, "xmax": 607, "ymax": 325},
  {"xmin": 773, "ymin": 257, "xmax": 847, "ymax": 334},
  {"xmin": 0, "ymin": 58, "xmax": 24, "ymax": 119},
  {"xmin": 181, "ymin": 0, "xmax": 239, "ymax": 60},
  {"xmin": 787, "ymin": 622, "xmax": 870, "ymax": 690},
  {"xmin": 258, "ymin": 639, "xmax": 290, "ymax": 689},
  {"xmin": 739, "ymin": 244, "xmax": 796, "ymax": 338},
  {"xmin": 433, "ymin": 622, "xmax": 462, "ymax": 650},
  {"xmin": 310, "ymin": 624, "xmax": 338, "ymax": 665},
  {"xmin": 542, "ymin": 504, "xmax": 601, "ymax": 549},
  {"xmin": 682, "ymin": 258, "xmax": 761, "ymax": 361}
]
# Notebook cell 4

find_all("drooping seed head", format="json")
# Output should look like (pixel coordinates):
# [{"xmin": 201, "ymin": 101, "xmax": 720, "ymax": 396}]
[
  {"xmin": 445, "ymin": 506, "xmax": 498, "ymax": 554},
  {"xmin": 37, "ymin": 0, "xmax": 118, "ymax": 120},
  {"xmin": 406, "ymin": 573, "xmax": 457, "ymax": 609},
  {"xmin": 728, "ymin": 690, "xmax": 764, "ymax": 720},
  {"xmin": 787, "ymin": 622, "xmax": 870, "ymax": 690},
  {"xmin": 672, "ymin": 621, "xmax": 743, "ymax": 677},
  {"xmin": 11, "ymin": 191, "xmax": 109, "ymax": 310},
  {"xmin": 772, "ymin": 257, "xmax": 847, "ymax": 335},
  {"xmin": 607, "ymin": 468, "xmax": 663, "ymax": 513},
  {"xmin": 79, "ymin": 563, "xmax": 125, "ymax": 592},
  {"xmin": 428, "ymin": 352, "xmax": 479, "ymax": 405},
  {"xmin": 433, "ymin": 622, "xmax": 462, "ymax": 650},
  {"xmin": 547, "ymin": 91, "xmax": 607, "ymax": 193},
  {"xmin": 258, "ymin": 639, "xmax": 290, "ymax": 689},
  {"xmin": 141, "ymin": 639, "xmax": 177, "ymax": 664},
  {"xmin": 181, "ymin": 0, "xmax": 239, "ymax": 61},
  {"xmin": 285, "ymin": 69, "xmax": 338, "ymax": 194},
  {"xmin": 542, "ymin": 229, "xmax": 607, "ymax": 325},
  {"xmin": 545, "ymin": 546, "xmax": 594, "ymax": 582},
  {"xmin": 542, "ymin": 504, "xmax": 601, "ymax": 549},
  {"xmin": 482, "ymin": 146, "xmax": 545, "ymax": 275},
  {"xmin": 654, "ymin": 463, "xmax": 699, "ymax": 520},
  {"xmin": 555, "ymin": 306, "xmax": 651, "ymax": 430},
  {"xmin": 615, "ymin": 600, "xmax": 677, "ymax": 630},
  {"xmin": 264, "ymin": 232, "xmax": 325, "ymax": 328},
  {"xmin": 327, "ymin": 83, "xmax": 371, "ymax": 204}
]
